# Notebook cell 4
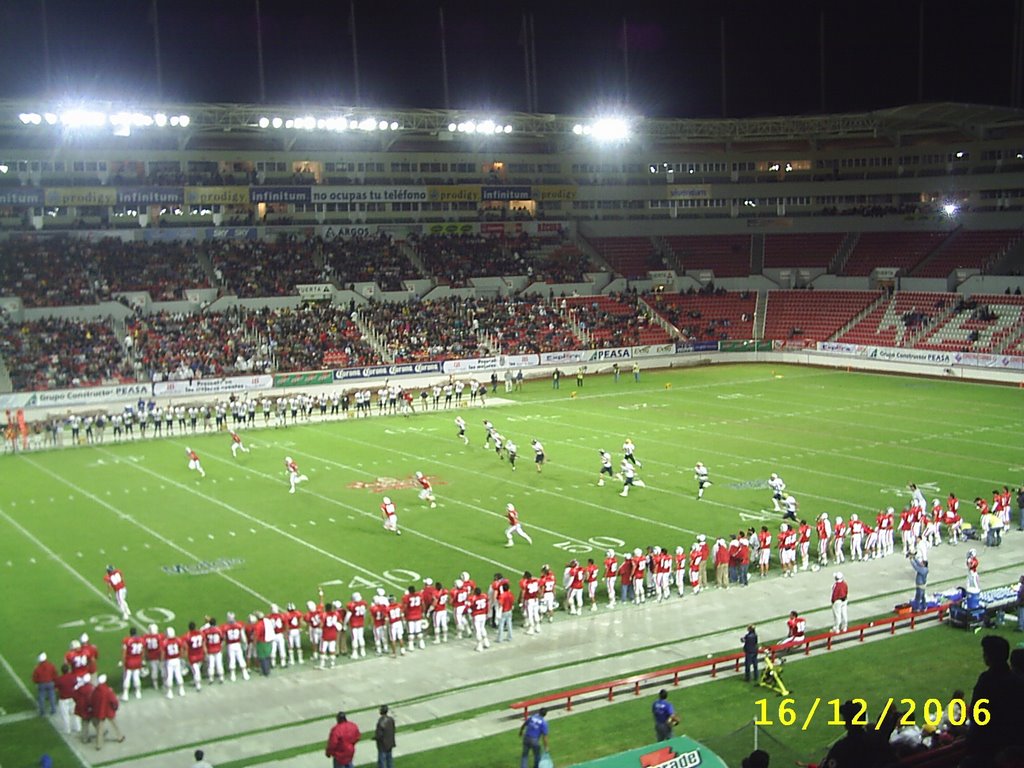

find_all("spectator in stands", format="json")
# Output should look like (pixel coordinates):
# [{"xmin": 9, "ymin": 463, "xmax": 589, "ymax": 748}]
[
  {"xmin": 817, "ymin": 699, "xmax": 896, "ymax": 768},
  {"xmin": 909, "ymin": 553, "xmax": 929, "ymax": 612},
  {"xmin": 741, "ymin": 750, "xmax": 769, "ymax": 768},
  {"xmin": 518, "ymin": 707, "xmax": 550, "ymax": 768},
  {"xmin": 964, "ymin": 635, "xmax": 1024, "ymax": 766},
  {"xmin": 1017, "ymin": 574, "xmax": 1024, "ymax": 632},
  {"xmin": 191, "ymin": 749, "xmax": 214, "ymax": 768},
  {"xmin": 938, "ymin": 689, "xmax": 968, "ymax": 738}
]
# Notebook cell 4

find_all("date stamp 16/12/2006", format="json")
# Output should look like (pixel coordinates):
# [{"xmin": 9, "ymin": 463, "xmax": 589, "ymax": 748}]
[{"xmin": 754, "ymin": 698, "xmax": 989, "ymax": 731}]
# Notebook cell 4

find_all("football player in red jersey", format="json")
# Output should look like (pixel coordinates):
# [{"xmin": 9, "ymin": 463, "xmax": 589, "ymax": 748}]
[
  {"xmin": 221, "ymin": 612, "xmax": 250, "ymax": 681},
  {"xmin": 832, "ymin": 516, "xmax": 846, "ymax": 564},
  {"xmin": 203, "ymin": 618, "xmax": 225, "ymax": 683},
  {"xmin": 370, "ymin": 592, "xmax": 390, "ymax": 656},
  {"xmin": 565, "ymin": 560, "xmax": 585, "ymax": 615},
  {"xmin": 142, "ymin": 624, "xmax": 164, "ymax": 690},
  {"xmin": 431, "ymin": 582, "xmax": 450, "ymax": 644},
  {"xmin": 652, "ymin": 547, "xmax": 672, "ymax": 602},
  {"xmin": 414, "ymin": 471, "xmax": 437, "ymax": 508},
  {"xmin": 797, "ymin": 520, "xmax": 811, "ymax": 571},
  {"xmin": 584, "ymin": 558, "xmax": 599, "ymax": 611},
  {"xmin": 267, "ymin": 604, "xmax": 288, "ymax": 668},
  {"xmin": 386, "ymin": 595, "xmax": 406, "ymax": 657},
  {"xmin": 539, "ymin": 566, "xmax": 558, "ymax": 620},
  {"xmin": 470, "ymin": 587, "xmax": 491, "ymax": 652},
  {"xmin": 345, "ymin": 593, "xmax": 369, "ymax": 659},
  {"xmin": 815, "ymin": 513, "xmax": 832, "ymax": 566},
  {"xmin": 452, "ymin": 579, "xmax": 470, "ymax": 638},
  {"xmin": 162, "ymin": 627, "xmax": 186, "ymax": 698},
  {"xmin": 402, "ymin": 586, "xmax": 426, "ymax": 651},
  {"xmin": 229, "ymin": 429, "xmax": 250, "ymax": 457},
  {"xmin": 183, "ymin": 621, "xmax": 206, "ymax": 691},
  {"xmin": 185, "ymin": 446, "xmax": 206, "ymax": 477},
  {"xmin": 103, "ymin": 565, "xmax": 131, "ymax": 620},
  {"xmin": 602, "ymin": 550, "xmax": 619, "ymax": 607},
  {"xmin": 630, "ymin": 549, "xmax": 647, "ymax": 605},
  {"xmin": 784, "ymin": 611, "xmax": 807, "ymax": 646},
  {"xmin": 120, "ymin": 627, "xmax": 144, "ymax": 701},
  {"xmin": 966, "ymin": 549, "xmax": 981, "ymax": 592},
  {"xmin": 285, "ymin": 456, "xmax": 308, "ymax": 494},
  {"xmin": 380, "ymin": 496, "xmax": 401, "ymax": 535},
  {"xmin": 521, "ymin": 571, "xmax": 542, "ymax": 635},
  {"xmin": 79, "ymin": 633, "xmax": 99, "ymax": 674},
  {"xmin": 282, "ymin": 602, "xmax": 303, "ymax": 665},
  {"xmin": 319, "ymin": 602, "xmax": 341, "ymax": 669},
  {"xmin": 305, "ymin": 597, "xmax": 324, "ymax": 663},
  {"xmin": 504, "ymin": 503, "xmax": 533, "ymax": 547}
]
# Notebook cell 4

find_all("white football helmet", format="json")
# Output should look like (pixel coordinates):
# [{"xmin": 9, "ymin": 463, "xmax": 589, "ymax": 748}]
[
  {"xmin": 606, "ymin": 549, "xmax": 615, "ymax": 557},
  {"xmin": 306, "ymin": 601, "xmax": 316, "ymax": 611},
  {"xmin": 850, "ymin": 514, "xmax": 858, "ymax": 521},
  {"xmin": 675, "ymin": 546, "xmax": 684, "ymax": 555},
  {"xmin": 352, "ymin": 592, "xmax": 362, "ymax": 602},
  {"xmin": 285, "ymin": 456, "xmax": 292, "ymax": 463},
  {"xmin": 166, "ymin": 627, "xmax": 176, "ymax": 638},
  {"xmin": 460, "ymin": 571, "xmax": 470, "ymax": 581},
  {"xmin": 415, "ymin": 471, "xmax": 423, "ymax": 479},
  {"xmin": 455, "ymin": 579, "xmax": 464, "ymax": 589},
  {"xmin": 148, "ymin": 624, "xmax": 158, "ymax": 634},
  {"xmin": 633, "ymin": 547, "xmax": 642, "ymax": 557},
  {"xmin": 383, "ymin": 496, "xmax": 392, "ymax": 505},
  {"xmin": 507, "ymin": 503, "xmax": 515, "ymax": 512}
]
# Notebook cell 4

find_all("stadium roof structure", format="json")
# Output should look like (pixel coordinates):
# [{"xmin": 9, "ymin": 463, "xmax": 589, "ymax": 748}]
[{"xmin": 2, "ymin": 99, "xmax": 1024, "ymax": 153}]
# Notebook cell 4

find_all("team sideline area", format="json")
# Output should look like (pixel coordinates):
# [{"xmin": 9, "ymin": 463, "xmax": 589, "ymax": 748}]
[{"xmin": 1, "ymin": 365, "xmax": 1022, "ymax": 767}]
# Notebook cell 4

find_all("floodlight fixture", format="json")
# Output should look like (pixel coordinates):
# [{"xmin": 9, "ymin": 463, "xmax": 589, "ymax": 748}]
[
  {"xmin": 942, "ymin": 202, "xmax": 958, "ymax": 217},
  {"xmin": 258, "ymin": 117, "xmax": 270, "ymax": 128},
  {"xmin": 589, "ymin": 117, "xmax": 630, "ymax": 142},
  {"xmin": 503, "ymin": 124, "xmax": 512, "ymax": 133},
  {"xmin": 43, "ymin": 112, "xmax": 58, "ymax": 125},
  {"xmin": 178, "ymin": 115, "xmax": 190, "ymax": 127},
  {"xmin": 272, "ymin": 117, "xmax": 283, "ymax": 128},
  {"xmin": 154, "ymin": 113, "xmax": 168, "ymax": 127},
  {"xmin": 389, "ymin": 121, "xmax": 399, "ymax": 130},
  {"xmin": 448, "ymin": 123, "xmax": 457, "ymax": 132},
  {"xmin": 0, "ymin": 164, "xmax": 8, "ymax": 174}
]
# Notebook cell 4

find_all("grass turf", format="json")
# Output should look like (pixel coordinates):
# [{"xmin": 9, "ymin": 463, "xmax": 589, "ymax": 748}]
[{"xmin": 0, "ymin": 363, "xmax": 1020, "ymax": 764}]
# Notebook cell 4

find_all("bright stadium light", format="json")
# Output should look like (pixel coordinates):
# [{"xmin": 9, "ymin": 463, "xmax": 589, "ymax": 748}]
[
  {"xmin": 448, "ymin": 122, "xmax": 457, "ymax": 132},
  {"xmin": 154, "ymin": 112, "xmax": 168, "ymax": 127},
  {"xmin": 258, "ymin": 116, "xmax": 270, "ymax": 128},
  {"xmin": 942, "ymin": 202, "xmax": 959, "ymax": 217},
  {"xmin": 590, "ymin": 117, "xmax": 630, "ymax": 141},
  {"xmin": 503, "ymin": 124, "xmax": 513, "ymax": 133},
  {"xmin": 0, "ymin": 164, "xmax": 8, "ymax": 174},
  {"xmin": 178, "ymin": 114, "xmax": 190, "ymax": 127},
  {"xmin": 358, "ymin": 117, "xmax": 377, "ymax": 131},
  {"xmin": 43, "ymin": 112, "xmax": 58, "ymax": 125},
  {"xmin": 389, "ymin": 121, "xmax": 399, "ymax": 130},
  {"xmin": 285, "ymin": 119, "xmax": 295, "ymax": 129},
  {"xmin": 61, "ymin": 109, "xmax": 106, "ymax": 128},
  {"xmin": 271, "ymin": 117, "xmax": 283, "ymax": 128},
  {"xmin": 572, "ymin": 124, "xmax": 583, "ymax": 135},
  {"xmin": 378, "ymin": 120, "xmax": 388, "ymax": 130}
]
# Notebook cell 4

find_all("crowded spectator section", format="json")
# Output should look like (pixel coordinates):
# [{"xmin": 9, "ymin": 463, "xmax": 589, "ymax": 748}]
[{"xmin": 562, "ymin": 294, "xmax": 672, "ymax": 348}]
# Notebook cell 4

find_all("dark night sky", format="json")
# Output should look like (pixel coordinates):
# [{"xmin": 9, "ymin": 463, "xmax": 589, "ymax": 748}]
[{"xmin": 0, "ymin": 0, "xmax": 1017, "ymax": 119}]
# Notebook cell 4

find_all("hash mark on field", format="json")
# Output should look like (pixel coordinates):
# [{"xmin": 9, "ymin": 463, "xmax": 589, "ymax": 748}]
[
  {"xmin": 328, "ymin": 517, "xmax": 336, "ymax": 523},
  {"xmin": 29, "ymin": 499, "xmax": 35, "ymax": 504},
  {"xmin": 143, "ymin": 543, "xmax": 150, "ymax": 549},
  {"xmin": 207, "ymin": 534, "xmax": 215, "ymax": 540},
  {"xmin": 309, "ymin": 520, "xmax": 317, "ymax": 526},
  {"xmin": 76, "ymin": 552, "xmax": 82, "ymax": 558},
  {"xmin": 29, "ymin": 558, "xmax": 36, "ymax": 564},
  {"xmin": 5, "ymin": 561, "xmax": 10, "ymax": 567},
  {"xmin": 187, "ymin": 536, "xmax": 194, "ymax": 542},
  {"xmin": 290, "ymin": 523, "xmax": 297, "ymax": 529},
  {"xmin": 49, "ymin": 498, "xmax": 54, "ymax": 502},
  {"xmin": 121, "ymin": 545, "xmax": 128, "ymax": 551},
  {"xmin": 250, "ymin": 528, "xmax": 256, "ymax": 533},
  {"xmin": 347, "ymin": 515, "xmax": 355, "ymax": 520},
  {"xmin": 99, "ymin": 548, "xmax": 106, "ymax": 555}
]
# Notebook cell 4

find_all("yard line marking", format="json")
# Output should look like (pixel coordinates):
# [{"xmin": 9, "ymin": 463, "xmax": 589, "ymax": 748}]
[
  {"xmin": 187, "ymin": 445, "xmax": 520, "ymax": 574},
  {"xmin": 20, "ymin": 458, "xmax": 272, "ymax": 605},
  {"xmin": 95, "ymin": 448, "xmax": 411, "ymax": 591},
  {"xmin": 305, "ymin": 429, "xmax": 706, "ymax": 537},
  {"xmin": 0, "ymin": 648, "xmax": 34, "ymax": 702}
]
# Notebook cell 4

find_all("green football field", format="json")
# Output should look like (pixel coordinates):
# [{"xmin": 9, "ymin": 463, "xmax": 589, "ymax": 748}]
[{"xmin": 0, "ymin": 362, "xmax": 1021, "ymax": 764}]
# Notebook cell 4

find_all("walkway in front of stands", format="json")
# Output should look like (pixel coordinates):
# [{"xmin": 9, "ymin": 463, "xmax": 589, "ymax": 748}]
[{"xmin": 81, "ymin": 539, "xmax": 1023, "ymax": 768}]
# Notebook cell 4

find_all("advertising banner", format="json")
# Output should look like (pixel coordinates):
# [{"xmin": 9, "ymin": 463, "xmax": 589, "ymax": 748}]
[
  {"xmin": 0, "ymin": 187, "xmax": 43, "ymax": 206},
  {"xmin": 184, "ymin": 186, "xmax": 250, "ymax": 206},
  {"xmin": 310, "ymin": 186, "xmax": 429, "ymax": 204},
  {"xmin": 481, "ymin": 186, "xmax": 531, "ymax": 201},
  {"xmin": 333, "ymin": 362, "xmax": 443, "ymax": 381},
  {"xmin": 44, "ymin": 187, "xmax": 118, "ymax": 207},
  {"xmin": 539, "ymin": 350, "xmax": 589, "ymax": 365},
  {"xmin": 570, "ymin": 736, "xmax": 727, "ymax": 768},
  {"xmin": 536, "ymin": 185, "xmax": 577, "ymax": 202},
  {"xmin": 273, "ymin": 371, "xmax": 335, "ymax": 387},
  {"xmin": 152, "ymin": 375, "xmax": 273, "ymax": 397},
  {"xmin": 206, "ymin": 227, "xmax": 258, "ymax": 240},
  {"xmin": 665, "ymin": 185, "xmax": 711, "ymax": 200},
  {"xmin": 249, "ymin": 186, "xmax": 312, "ymax": 204},
  {"xmin": 426, "ymin": 185, "xmax": 481, "ymax": 203},
  {"xmin": 116, "ymin": 187, "xmax": 184, "ymax": 205},
  {"xmin": 676, "ymin": 341, "xmax": 719, "ymax": 353},
  {"xmin": 718, "ymin": 340, "xmax": 772, "ymax": 352},
  {"xmin": 425, "ymin": 222, "xmax": 476, "ymax": 236},
  {"xmin": 18, "ymin": 382, "xmax": 152, "ymax": 408},
  {"xmin": 586, "ymin": 347, "xmax": 633, "ymax": 361},
  {"xmin": 631, "ymin": 343, "xmax": 677, "ymax": 357},
  {"xmin": 813, "ymin": 342, "xmax": 1024, "ymax": 370},
  {"xmin": 441, "ymin": 354, "xmax": 539, "ymax": 374},
  {"xmin": 296, "ymin": 284, "xmax": 334, "ymax": 300}
]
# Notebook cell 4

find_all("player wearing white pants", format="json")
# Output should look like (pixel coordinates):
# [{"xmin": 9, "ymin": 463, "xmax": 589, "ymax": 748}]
[
  {"xmin": 269, "ymin": 606, "xmax": 287, "ymax": 667},
  {"xmin": 226, "ymin": 641, "xmax": 248, "ymax": 681},
  {"xmin": 206, "ymin": 649, "xmax": 224, "ymax": 683},
  {"xmin": 164, "ymin": 634, "xmax": 185, "ymax": 698},
  {"xmin": 673, "ymin": 548, "xmax": 687, "ymax": 598},
  {"xmin": 433, "ymin": 606, "xmax": 449, "ymax": 643},
  {"xmin": 831, "ymin": 573, "xmax": 849, "ymax": 633},
  {"xmin": 122, "ymin": 667, "xmax": 141, "ymax": 701},
  {"xmin": 473, "ymin": 612, "xmax": 490, "ymax": 651}
]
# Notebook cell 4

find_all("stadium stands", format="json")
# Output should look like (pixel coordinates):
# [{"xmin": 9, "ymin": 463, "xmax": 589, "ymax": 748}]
[
  {"xmin": 209, "ymin": 239, "xmax": 324, "ymax": 298},
  {"xmin": 589, "ymin": 237, "xmax": 664, "ymax": 279},
  {"xmin": 763, "ymin": 233, "xmax": 845, "ymax": 269},
  {"xmin": 322, "ymin": 234, "xmax": 422, "ymax": 291},
  {"xmin": 646, "ymin": 290, "xmax": 755, "ymax": 342},
  {"xmin": 911, "ymin": 229, "xmax": 1022, "ymax": 277},
  {"xmin": 663, "ymin": 235, "xmax": 752, "ymax": 277},
  {"xmin": 0, "ymin": 237, "xmax": 100, "ymax": 307},
  {"xmin": 836, "ymin": 292, "xmax": 958, "ymax": 347},
  {"xmin": 840, "ymin": 231, "xmax": 949, "ymax": 276},
  {"xmin": 914, "ymin": 294, "xmax": 1024, "ymax": 353},
  {"xmin": 0, "ymin": 317, "xmax": 126, "ymax": 390},
  {"xmin": 562, "ymin": 295, "xmax": 672, "ymax": 348},
  {"xmin": 762, "ymin": 290, "xmax": 883, "ymax": 343},
  {"xmin": 91, "ymin": 241, "xmax": 211, "ymax": 301}
]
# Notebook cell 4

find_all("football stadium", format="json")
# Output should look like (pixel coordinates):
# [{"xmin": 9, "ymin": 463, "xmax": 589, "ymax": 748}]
[{"xmin": 1, "ymin": 3, "xmax": 1024, "ymax": 768}]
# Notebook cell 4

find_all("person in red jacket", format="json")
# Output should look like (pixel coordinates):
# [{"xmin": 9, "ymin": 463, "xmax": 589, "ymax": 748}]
[
  {"xmin": 55, "ymin": 663, "xmax": 79, "ymax": 735},
  {"xmin": 73, "ymin": 674, "xmax": 95, "ymax": 744},
  {"xmin": 32, "ymin": 651, "xmax": 57, "ymax": 716},
  {"xmin": 325, "ymin": 710, "xmax": 361, "ymax": 768},
  {"xmin": 90, "ymin": 674, "xmax": 125, "ymax": 750}
]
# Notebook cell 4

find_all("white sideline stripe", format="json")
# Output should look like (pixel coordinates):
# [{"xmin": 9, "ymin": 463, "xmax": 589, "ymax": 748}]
[
  {"xmin": 23, "ymin": 457, "xmax": 271, "ymax": 605},
  {"xmin": 0, "ymin": 505, "xmax": 149, "ymax": 632},
  {"xmin": 97, "ymin": 447, "xmax": 414, "ymax": 591},
  {"xmin": 186, "ymin": 444, "xmax": 519, "ymax": 575},
  {"xmin": 0, "ymin": 709, "xmax": 37, "ymax": 725},
  {"xmin": 0, "ymin": 647, "xmax": 35, "ymax": 703},
  {"xmin": 310, "ymin": 429, "xmax": 705, "ymax": 538}
]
